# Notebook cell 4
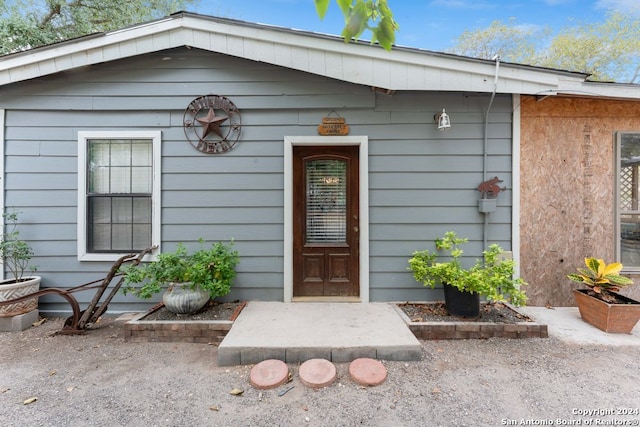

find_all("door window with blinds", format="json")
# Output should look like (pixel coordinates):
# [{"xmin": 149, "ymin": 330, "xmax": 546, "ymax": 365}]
[
  {"xmin": 306, "ymin": 159, "xmax": 347, "ymax": 243},
  {"xmin": 78, "ymin": 132, "xmax": 161, "ymax": 260},
  {"xmin": 618, "ymin": 132, "xmax": 640, "ymax": 268}
]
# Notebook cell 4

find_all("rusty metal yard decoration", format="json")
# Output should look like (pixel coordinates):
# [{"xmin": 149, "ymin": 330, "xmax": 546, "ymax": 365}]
[
  {"xmin": 478, "ymin": 176, "xmax": 506, "ymax": 199},
  {"xmin": 0, "ymin": 247, "xmax": 155, "ymax": 335},
  {"xmin": 183, "ymin": 95, "xmax": 242, "ymax": 154}
]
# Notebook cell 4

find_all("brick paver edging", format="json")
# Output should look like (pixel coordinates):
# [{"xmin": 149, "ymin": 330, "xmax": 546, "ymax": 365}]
[
  {"xmin": 391, "ymin": 303, "xmax": 548, "ymax": 339},
  {"xmin": 124, "ymin": 311, "xmax": 233, "ymax": 344},
  {"xmin": 124, "ymin": 302, "xmax": 548, "ymax": 344}
]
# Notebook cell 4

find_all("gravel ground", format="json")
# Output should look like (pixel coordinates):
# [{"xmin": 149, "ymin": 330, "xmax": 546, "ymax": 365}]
[{"xmin": 1, "ymin": 316, "xmax": 639, "ymax": 427}]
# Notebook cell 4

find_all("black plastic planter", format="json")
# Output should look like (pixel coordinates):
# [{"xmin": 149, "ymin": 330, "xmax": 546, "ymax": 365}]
[{"xmin": 443, "ymin": 284, "xmax": 480, "ymax": 318}]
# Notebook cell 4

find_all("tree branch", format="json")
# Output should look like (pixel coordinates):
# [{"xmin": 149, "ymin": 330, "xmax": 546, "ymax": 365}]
[{"xmin": 39, "ymin": 2, "xmax": 62, "ymax": 28}]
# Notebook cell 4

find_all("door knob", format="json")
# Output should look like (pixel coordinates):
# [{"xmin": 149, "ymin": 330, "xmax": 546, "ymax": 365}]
[{"xmin": 354, "ymin": 226, "xmax": 359, "ymax": 233}]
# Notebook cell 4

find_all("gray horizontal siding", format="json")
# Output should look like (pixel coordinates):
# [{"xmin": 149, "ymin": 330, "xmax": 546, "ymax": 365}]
[
  {"xmin": 162, "ymin": 173, "xmax": 282, "ymax": 190},
  {"xmin": 1, "ymin": 95, "xmax": 373, "ymax": 110},
  {"xmin": 163, "ymin": 190, "xmax": 283, "ymax": 207},
  {"xmin": 370, "ymin": 154, "xmax": 511, "ymax": 172},
  {"xmin": 367, "ymin": 90, "xmax": 514, "ymax": 301},
  {"xmin": 371, "ymin": 224, "xmax": 512, "ymax": 243},
  {"xmin": 369, "ymin": 190, "xmax": 511, "ymax": 207},
  {"xmin": 163, "ymin": 207, "xmax": 283, "ymax": 223},
  {"xmin": 370, "ymin": 207, "xmax": 512, "ymax": 223},
  {"xmin": 1, "ymin": 47, "xmax": 514, "ymax": 312},
  {"xmin": 370, "ymin": 172, "xmax": 512, "ymax": 189}
]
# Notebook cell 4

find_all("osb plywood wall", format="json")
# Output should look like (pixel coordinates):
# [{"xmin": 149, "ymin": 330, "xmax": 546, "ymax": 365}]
[{"xmin": 520, "ymin": 95, "xmax": 640, "ymax": 306}]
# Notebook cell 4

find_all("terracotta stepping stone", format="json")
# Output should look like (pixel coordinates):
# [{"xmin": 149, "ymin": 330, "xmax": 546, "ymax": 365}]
[
  {"xmin": 349, "ymin": 358, "xmax": 387, "ymax": 386},
  {"xmin": 249, "ymin": 359, "xmax": 290, "ymax": 390},
  {"xmin": 299, "ymin": 358, "xmax": 337, "ymax": 389}
]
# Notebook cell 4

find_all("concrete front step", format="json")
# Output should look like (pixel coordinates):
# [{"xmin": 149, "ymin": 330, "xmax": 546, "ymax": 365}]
[{"xmin": 218, "ymin": 302, "xmax": 422, "ymax": 366}]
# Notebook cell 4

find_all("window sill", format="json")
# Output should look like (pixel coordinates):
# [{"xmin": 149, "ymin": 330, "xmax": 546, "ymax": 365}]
[{"xmin": 78, "ymin": 252, "xmax": 156, "ymax": 262}]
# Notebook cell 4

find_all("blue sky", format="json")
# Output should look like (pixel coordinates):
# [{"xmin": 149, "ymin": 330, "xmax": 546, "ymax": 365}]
[{"xmin": 191, "ymin": 0, "xmax": 639, "ymax": 51}]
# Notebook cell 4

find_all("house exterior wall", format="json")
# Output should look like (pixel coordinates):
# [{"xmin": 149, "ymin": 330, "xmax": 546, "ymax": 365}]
[
  {"xmin": 1, "ymin": 47, "xmax": 514, "ymax": 315},
  {"xmin": 520, "ymin": 95, "xmax": 640, "ymax": 306}
]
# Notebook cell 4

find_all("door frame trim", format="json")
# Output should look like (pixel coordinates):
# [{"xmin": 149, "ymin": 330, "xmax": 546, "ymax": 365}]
[{"xmin": 284, "ymin": 136, "xmax": 369, "ymax": 303}]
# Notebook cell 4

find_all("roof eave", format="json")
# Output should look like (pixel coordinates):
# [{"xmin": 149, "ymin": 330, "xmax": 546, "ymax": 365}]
[{"xmin": 0, "ymin": 12, "xmax": 590, "ymax": 95}]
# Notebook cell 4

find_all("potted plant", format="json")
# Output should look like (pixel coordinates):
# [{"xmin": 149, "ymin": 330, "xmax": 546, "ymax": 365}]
[
  {"xmin": 121, "ymin": 239, "xmax": 239, "ymax": 314},
  {"xmin": 567, "ymin": 258, "xmax": 640, "ymax": 333},
  {"xmin": 0, "ymin": 211, "xmax": 41, "ymax": 318},
  {"xmin": 408, "ymin": 231, "xmax": 527, "ymax": 317}
]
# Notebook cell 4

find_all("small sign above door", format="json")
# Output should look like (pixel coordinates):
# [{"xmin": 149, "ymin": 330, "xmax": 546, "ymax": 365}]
[{"xmin": 317, "ymin": 117, "xmax": 349, "ymax": 136}]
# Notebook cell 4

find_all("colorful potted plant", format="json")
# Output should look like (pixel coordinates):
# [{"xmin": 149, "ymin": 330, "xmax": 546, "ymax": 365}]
[
  {"xmin": 408, "ymin": 231, "xmax": 527, "ymax": 317},
  {"xmin": 567, "ymin": 258, "xmax": 639, "ymax": 333},
  {"xmin": 121, "ymin": 239, "xmax": 239, "ymax": 314}
]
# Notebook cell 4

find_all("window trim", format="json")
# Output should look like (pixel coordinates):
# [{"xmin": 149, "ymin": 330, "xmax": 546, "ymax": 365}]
[
  {"xmin": 615, "ymin": 131, "xmax": 640, "ymax": 272},
  {"xmin": 77, "ymin": 131, "xmax": 161, "ymax": 261},
  {"xmin": 283, "ymin": 135, "xmax": 369, "ymax": 303}
]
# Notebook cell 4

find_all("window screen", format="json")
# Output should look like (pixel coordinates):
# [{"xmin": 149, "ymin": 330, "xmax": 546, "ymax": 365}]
[{"xmin": 87, "ymin": 139, "xmax": 152, "ymax": 252}]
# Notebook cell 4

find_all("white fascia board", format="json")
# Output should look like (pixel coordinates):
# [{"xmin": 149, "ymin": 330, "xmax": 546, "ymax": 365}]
[
  {"xmin": 0, "ymin": 18, "xmax": 180, "ymax": 85},
  {"xmin": 186, "ymin": 16, "xmax": 580, "ymax": 93},
  {"xmin": 0, "ymin": 13, "xmax": 587, "ymax": 95},
  {"xmin": 2, "ymin": 18, "xmax": 173, "ymax": 68},
  {"xmin": 553, "ymin": 79, "xmax": 640, "ymax": 100},
  {"xmin": 181, "ymin": 16, "xmax": 585, "ymax": 94}
]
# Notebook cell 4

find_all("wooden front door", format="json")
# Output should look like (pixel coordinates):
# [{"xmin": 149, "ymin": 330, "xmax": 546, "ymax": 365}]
[{"xmin": 293, "ymin": 145, "xmax": 360, "ymax": 297}]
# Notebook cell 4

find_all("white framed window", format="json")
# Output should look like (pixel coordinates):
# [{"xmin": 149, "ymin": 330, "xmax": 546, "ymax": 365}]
[
  {"xmin": 78, "ymin": 131, "xmax": 161, "ymax": 261},
  {"xmin": 616, "ymin": 132, "xmax": 640, "ymax": 270}
]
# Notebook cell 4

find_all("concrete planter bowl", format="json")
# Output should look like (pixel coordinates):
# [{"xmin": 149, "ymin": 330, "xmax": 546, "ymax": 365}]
[
  {"xmin": 162, "ymin": 282, "xmax": 209, "ymax": 314},
  {"xmin": 0, "ymin": 276, "xmax": 41, "ymax": 317},
  {"xmin": 573, "ymin": 289, "xmax": 640, "ymax": 333}
]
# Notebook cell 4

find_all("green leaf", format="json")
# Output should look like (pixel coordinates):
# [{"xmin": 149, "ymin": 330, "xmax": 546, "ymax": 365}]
[
  {"xmin": 376, "ymin": 16, "xmax": 396, "ymax": 50},
  {"xmin": 567, "ymin": 257, "xmax": 633, "ymax": 295},
  {"xmin": 585, "ymin": 257, "xmax": 601, "ymax": 274},
  {"xmin": 378, "ymin": 0, "xmax": 393, "ymax": 17},
  {"xmin": 120, "ymin": 240, "xmax": 239, "ymax": 300},
  {"xmin": 407, "ymin": 231, "xmax": 527, "ymax": 306},
  {"xmin": 606, "ymin": 274, "xmax": 634, "ymax": 286},
  {"xmin": 336, "ymin": 0, "xmax": 352, "ymax": 15},
  {"xmin": 314, "ymin": 0, "xmax": 330, "ymax": 19}
]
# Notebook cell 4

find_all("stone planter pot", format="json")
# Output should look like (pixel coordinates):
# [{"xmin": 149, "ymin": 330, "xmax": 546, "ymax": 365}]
[
  {"xmin": 0, "ymin": 276, "xmax": 42, "ymax": 317},
  {"xmin": 573, "ymin": 289, "xmax": 640, "ymax": 334},
  {"xmin": 162, "ymin": 282, "xmax": 210, "ymax": 314}
]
